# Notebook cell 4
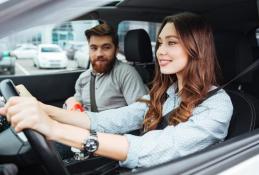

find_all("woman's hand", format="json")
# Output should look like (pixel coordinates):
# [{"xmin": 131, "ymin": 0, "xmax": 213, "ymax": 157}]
[{"xmin": 0, "ymin": 96, "xmax": 57, "ymax": 138}]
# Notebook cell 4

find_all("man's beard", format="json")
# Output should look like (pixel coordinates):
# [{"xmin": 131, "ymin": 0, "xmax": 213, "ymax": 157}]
[{"xmin": 91, "ymin": 56, "xmax": 116, "ymax": 74}]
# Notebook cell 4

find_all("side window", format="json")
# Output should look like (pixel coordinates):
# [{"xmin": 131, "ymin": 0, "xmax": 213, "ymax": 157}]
[
  {"xmin": 0, "ymin": 20, "xmax": 99, "ymax": 76},
  {"xmin": 117, "ymin": 21, "xmax": 161, "ymax": 60}
]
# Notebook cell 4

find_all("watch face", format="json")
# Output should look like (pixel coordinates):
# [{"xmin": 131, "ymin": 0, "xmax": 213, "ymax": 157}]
[{"xmin": 85, "ymin": 138, "xmax": 99, "ymax": 152}]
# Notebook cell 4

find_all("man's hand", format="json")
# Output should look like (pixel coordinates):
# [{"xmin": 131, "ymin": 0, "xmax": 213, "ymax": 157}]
[{"xmin": 64, "ymin": 97, "xmax": 84, "ymax": 112}]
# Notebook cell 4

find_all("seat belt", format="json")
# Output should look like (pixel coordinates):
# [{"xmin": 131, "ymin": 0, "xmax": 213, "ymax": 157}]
[
  {"xmin": 156, "ymin": 58, "xmax": 259, "ymax": 130},
  {"xmin": 90, "ymin": 73, "xmax": 98, "ymax": 112}
]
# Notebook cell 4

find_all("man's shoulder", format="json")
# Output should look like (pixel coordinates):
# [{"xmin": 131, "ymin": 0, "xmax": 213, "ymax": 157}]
[
  {"xmin": 114, "ymin": 60, "xmax": 136, "ymax": 73},
  {"xmin": 78, "ymin": 69, "xmax": 91, "ymax": 78},
  {"xmin": 76, "ymin": 69, "xmax": 91, "ymax": 85}
]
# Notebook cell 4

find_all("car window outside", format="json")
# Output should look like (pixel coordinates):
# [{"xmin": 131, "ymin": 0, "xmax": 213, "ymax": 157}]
[
  {"xmin": 118, "ymin": 20, "xmax": 161, "ymax": 59},
  {"xmin": 0, "ymin": 20, "xmax": 98, "ymax": 76}
]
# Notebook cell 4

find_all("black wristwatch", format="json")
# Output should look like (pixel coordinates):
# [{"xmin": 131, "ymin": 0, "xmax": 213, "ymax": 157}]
[{"xmin": 83, "ymin": 130, "xmax": 99, "ymax": 154}]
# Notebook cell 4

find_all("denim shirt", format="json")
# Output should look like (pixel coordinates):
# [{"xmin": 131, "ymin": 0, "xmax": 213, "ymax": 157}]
[{"xmin": 86, "ymin": 85, "xmax": 233, "ymax": 169}]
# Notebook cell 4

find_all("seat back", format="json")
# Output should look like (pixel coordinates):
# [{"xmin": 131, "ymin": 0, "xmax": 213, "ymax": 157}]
[
  {"xmin": 214, "ymin": 32, "xmax": 254, "ymax": 90},
  {"xmin": 124, "ymin": 29, "xmax": 154, "ymax": 84},
  {"xmin": 226, "ymin": 90, "xmax": 259, "ymax": 139},
  {"xmin": 214, "ymin": 32, "xmax": 259, "ymax": 138}
]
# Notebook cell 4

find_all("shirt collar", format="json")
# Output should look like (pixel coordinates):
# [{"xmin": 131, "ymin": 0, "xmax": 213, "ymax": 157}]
[
  {"xmin": 166, "ymin": 83, "xmax": 217, "ymax": 98},
  {"xmin": 166, "ymin": 83, "xmax": 178, "ymax": 98}
]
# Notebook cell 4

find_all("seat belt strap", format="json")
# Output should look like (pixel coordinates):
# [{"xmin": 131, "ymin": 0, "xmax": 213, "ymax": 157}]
[
  {"xmin": 205, "ymin": 58, "xmax": 259, "ymax": 101},
  {"xmin": 90, "ymin": 73, "xmax": 98, "ymax": 112}
]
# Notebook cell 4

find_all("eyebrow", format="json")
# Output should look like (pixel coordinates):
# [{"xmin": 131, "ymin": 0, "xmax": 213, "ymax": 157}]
[
  {"xmin": 89, "ymin": 43, "xmax": 112, "ymax": 47},
  {"xmin": 167, "ymin": 35, "xmax": 178, "ymax": 39},
  {"xmin": 158, "ymin": 35, "xmax": 179, "ymax": 41}
]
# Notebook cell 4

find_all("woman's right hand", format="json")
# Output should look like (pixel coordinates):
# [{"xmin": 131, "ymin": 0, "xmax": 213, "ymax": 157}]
[{"xmin": 0, "ymin": 96, "xmax": 57, "ymax": 138}]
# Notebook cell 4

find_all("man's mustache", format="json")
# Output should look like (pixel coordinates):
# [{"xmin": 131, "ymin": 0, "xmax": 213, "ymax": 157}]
[{"xmin": 95, "ymin": 57, "xmax": 108, "ymax": 61}]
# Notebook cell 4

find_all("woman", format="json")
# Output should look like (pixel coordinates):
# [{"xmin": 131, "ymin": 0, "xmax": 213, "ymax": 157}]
[{"xmin": 0, "ymin": 12, "xmax": 233, "ymax": 169}]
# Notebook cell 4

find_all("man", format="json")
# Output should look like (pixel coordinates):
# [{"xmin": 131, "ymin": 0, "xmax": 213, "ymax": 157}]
[{"xmin": 65, "ymin": 22, "xmax": 147, "ymax": 112}]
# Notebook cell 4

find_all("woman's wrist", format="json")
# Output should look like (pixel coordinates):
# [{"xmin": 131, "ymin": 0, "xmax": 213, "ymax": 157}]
[
  {"xmin": 46, "ymin": 120, "xmax": 61, "ymax": 141},
  {"xmin": 39, "ymin": 102, "xmax": 50, "ymax": 114}
]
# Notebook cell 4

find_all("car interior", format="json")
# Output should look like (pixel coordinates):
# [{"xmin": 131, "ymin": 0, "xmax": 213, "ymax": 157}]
[{"xmin": 1, "ymin": 0, "xmax": 259, "ymax": 174}]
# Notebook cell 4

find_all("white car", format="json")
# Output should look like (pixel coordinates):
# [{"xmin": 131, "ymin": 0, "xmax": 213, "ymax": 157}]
[
  {"xmin": 12, "ymin": 44, "xmax": 37, "ymax": 59},
  {"xmin": 74, "ymin": 45, "xmax": 90, "ymax": 69},
  {"xmin": 33, "ymin": 44, "xmax": 68, "ymax": 69}
]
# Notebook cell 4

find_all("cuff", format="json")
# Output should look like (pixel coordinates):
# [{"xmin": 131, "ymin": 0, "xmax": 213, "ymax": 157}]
[
  {"xmin": 119, "ymin": 134, "xmax": 140, "ymax": 169},
  {"xmin": 85, "ymin": 111, "xmax": 100, "ymax": 132}
]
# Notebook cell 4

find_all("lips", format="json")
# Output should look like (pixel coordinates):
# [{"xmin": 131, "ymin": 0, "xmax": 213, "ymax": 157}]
[
  {"xmin": 95, "ymin": 59, "xmax": 108, "ymax": 64},
  {"xmin": 159, "ymin": 59, "xmax": 172, "ymax": 67}
]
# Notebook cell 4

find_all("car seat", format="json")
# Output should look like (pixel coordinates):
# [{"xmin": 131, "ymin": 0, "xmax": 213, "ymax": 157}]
[
  {"xmin": 124, "ymin": 29, "xmax": 154, "ymax": 85},
  {"xmin": 214, "ymin": 32, "xmax": 259, "ymax": 138},
  {"xmin": 226, "ymin": 89, "xmax": 259, "ymax": 139}
]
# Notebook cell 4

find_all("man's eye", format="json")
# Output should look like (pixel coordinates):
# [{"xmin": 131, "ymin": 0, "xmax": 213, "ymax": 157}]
[
  {"xmin": 103, "ymin": 46, "xmax": 111, "ymax": 50},
  {"xmin": 90, "ymin": 47, "xmax": 97, "ymax": 51}
]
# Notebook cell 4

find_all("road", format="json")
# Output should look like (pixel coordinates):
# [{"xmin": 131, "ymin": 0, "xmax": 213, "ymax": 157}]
[{"xmin": 13, "ymin": 59, "xmax": 80, "ymax": 76}]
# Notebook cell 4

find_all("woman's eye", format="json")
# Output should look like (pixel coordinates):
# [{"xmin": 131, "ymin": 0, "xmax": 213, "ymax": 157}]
[
  {"xmin": 168, "ymin": 41, "xmax": 177, "ymax": 45},
  {"xmin": 157, "ymin": 42, "xmax": 162, "ymax": 46}
]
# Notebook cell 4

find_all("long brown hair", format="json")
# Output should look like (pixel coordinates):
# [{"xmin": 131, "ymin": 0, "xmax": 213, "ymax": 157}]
[{"xmin": 143, "ymin": 12, "xmax": 221, "ymax": 132}]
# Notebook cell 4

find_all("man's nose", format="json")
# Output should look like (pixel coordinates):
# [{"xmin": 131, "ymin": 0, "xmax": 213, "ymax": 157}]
[{"xmin": 96, "ymin": 48, "xmax": 104, "ymax": 56}]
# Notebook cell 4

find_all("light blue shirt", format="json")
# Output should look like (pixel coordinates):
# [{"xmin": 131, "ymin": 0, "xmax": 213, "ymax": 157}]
[{"xmin": 86, "ymin": 85, "xmax": 233, "ymax": 169}]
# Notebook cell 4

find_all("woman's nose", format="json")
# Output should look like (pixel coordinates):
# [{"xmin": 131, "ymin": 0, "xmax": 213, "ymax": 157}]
[{"xmin": 157, "ymin": 45, "xmax": 167, "ymax": 56}]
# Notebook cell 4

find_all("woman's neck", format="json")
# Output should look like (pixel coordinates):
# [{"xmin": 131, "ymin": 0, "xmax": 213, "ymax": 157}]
[{"xmin": 176, "ymin": 74, "xmax": 183, "ymax": 92}]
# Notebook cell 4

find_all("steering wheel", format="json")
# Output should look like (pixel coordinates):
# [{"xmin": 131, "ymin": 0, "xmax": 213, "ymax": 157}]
[{"xmin": 0, "ymin": 79, "xmax": 69, "ymax": 175}]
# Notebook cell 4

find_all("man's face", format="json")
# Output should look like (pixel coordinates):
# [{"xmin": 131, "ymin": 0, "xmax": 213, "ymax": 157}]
[{"xmin": 88, "ymin": 35, "xmax": 117, "ymax": 73}]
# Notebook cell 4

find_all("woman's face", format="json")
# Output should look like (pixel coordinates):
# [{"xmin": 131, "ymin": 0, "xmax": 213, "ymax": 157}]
[{"xmin": 156, "ymin": 22, "xmax": 189, "ymax": 75}]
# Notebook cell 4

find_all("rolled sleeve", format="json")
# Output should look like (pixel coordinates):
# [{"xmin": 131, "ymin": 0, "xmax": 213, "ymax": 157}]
[
  {"xmin": 86, "ymin": 96, "xmax": 149, "ymax": 134},
  {"xmin": 119, "ymin": 134, "xmax": 140, "ymax": 168}
]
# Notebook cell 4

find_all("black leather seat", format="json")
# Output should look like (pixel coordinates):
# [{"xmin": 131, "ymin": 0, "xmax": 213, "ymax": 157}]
[
  {"xmin": 214, "ymin": 32, "xmax": 254, "ymax": 89},
  {"xmin": 226, "ymin": 90, "xmax": 259, "ymax": 139},
  {"xmin": 214, "ymin": 32, "xmax": 259, "ymax": 138},
  {"xmin": 124, "ymin": 29, "xmax": 154, "ymax": 85}
]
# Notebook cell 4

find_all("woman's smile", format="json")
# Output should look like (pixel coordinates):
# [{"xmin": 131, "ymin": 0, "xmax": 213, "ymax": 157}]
[{"xmin": 159, "ymin": 59, "xmax": 173, "ymax": 67}]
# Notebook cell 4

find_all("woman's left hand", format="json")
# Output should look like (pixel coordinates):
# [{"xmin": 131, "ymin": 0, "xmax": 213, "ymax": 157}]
[{"xmin": 0, "ymin": 96, "xmax": 56, "ymax": 138}]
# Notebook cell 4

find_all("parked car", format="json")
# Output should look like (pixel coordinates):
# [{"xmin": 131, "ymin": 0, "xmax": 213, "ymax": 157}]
[
  {"xmin": 64, "ymin": 41, "xmax": 86, "ymax": 60},
  {"xmin": 1, "ymin": 0, "xmax": 259, "ymax": 175},
  {"xmin": 33, "ymin": 44, "xmax": 68, "ymax": 69},
  {"xmin": 0, "ymin": 44, "xmax": 15, "ymax": 75},
  {"xmin": 11, "ymin": 44, "xmax": 37, "ymax": 59},
  {"xmin": 74, "ymin": 44, "xmax": 90, "ymax": 69}
]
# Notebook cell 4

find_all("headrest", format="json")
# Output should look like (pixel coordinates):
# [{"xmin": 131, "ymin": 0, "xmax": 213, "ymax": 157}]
[
  {"xmin": 124, "ymin": 29, "xmax": 153, "ymax": 63},
  {"xmin": 247, "ymin": 30, "xmax": 259, "ymax": 59},
  {"xmin": 247, "ymin": 30, "xmax": 258, "ymax": 47},
  {"xmin": 214, "ymin": 32, "xmax": 253, "ymax": 83}
]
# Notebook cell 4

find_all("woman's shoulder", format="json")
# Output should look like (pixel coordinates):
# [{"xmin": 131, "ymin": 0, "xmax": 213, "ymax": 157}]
[{"xmin": 201, "ymin": 87, "xmax": 233, "ymax": 109}]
